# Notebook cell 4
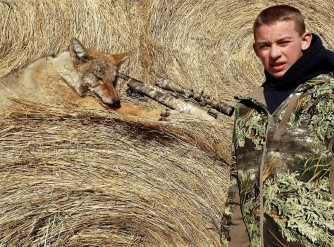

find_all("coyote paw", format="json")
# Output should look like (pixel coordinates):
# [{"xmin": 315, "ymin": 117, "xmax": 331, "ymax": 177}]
[
  {"xmin": 158, "ymin": 109, "xmax": 171, "ymax": 121},
  {"xmin": 126, "ymin": 88, "xmax": 147, "ymax": 101}
]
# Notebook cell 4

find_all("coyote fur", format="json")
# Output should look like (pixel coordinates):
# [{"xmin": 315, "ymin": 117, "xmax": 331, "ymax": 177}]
[{"xmin": 0, "ymin": 38, "xmax": 165, "ymax": 118}]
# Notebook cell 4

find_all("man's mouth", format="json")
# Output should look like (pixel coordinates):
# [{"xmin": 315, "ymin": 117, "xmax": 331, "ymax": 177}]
[{"xmin": 271, "ymin": 62, "xmax": 285, "ymax": 72}]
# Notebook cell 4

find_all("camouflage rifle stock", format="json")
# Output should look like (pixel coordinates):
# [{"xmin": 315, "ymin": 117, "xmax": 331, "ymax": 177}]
[
  {"xmin": 155, "ymin": 77, "xmax": 234, "ymax": 117},
  {"xmin": 118, "ymin": 73, "xmax": 216, "ymax": 120}
]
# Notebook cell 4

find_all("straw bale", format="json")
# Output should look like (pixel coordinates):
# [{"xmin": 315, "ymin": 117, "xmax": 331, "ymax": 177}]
[
  {"xmin": 1, "ymin": 0, "xmax": 334, "ymax": 245},
  {"xmin": 0, "ymin": 101, "xmax": 229, "ymax": 246}
]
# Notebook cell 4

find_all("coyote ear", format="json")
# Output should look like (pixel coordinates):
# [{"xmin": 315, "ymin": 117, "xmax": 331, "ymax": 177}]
[
  {"xmin": 111, "ymin": 51, "xmax": 132, "ymax": 65},
  {"xmin": 70, "ymin": 38, "xmax": 88, "ymax": 61}
]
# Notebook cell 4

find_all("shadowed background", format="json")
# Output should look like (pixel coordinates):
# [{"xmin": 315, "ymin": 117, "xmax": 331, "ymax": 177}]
[{"xmin": 1, "ymin": 0, "xmax": 333, "ymax": 246}]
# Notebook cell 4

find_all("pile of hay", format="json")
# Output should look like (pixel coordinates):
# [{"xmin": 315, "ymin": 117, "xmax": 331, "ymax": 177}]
[
  {"xmin": 1, "ymin": 0, "xmax": 334, "ymax": 245},
  {"xmin": 0, "ymin": 101, "xmax": 230, "ymax": 246}
]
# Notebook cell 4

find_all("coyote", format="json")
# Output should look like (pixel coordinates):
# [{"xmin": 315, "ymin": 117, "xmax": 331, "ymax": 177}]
[{"xmin": 0, "ymin": 38, "xmax": 166, "ymax": 118}]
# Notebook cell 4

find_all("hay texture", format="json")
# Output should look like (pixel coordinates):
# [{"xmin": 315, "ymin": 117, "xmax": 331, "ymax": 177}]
[
  {"xmin": 1, "ymin": 0, "xmax": 334, "ymax": 246},
  {"xmin": 0, "ymin": 102, "xmax": 229, "ymax": 246}
]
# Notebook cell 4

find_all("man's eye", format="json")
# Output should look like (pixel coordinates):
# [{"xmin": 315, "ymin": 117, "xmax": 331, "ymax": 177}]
[
  {"xmin": 259, "ymin": 45, "xmax": 270, "ymax": 50},
  {"xmin": 280, "ymin": 41, "xmax": 290, "ymax": 46}
]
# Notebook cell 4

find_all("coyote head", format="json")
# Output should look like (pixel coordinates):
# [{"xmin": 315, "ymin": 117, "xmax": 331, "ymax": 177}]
[{"xmin": 69, "ymin": 38, "xmax": 129, "ymax": 108}]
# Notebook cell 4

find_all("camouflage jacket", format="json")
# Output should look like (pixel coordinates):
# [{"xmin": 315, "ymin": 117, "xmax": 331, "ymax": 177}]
[{"xmin": 233, "ymin": 73, "xmax": 334, "ymax": 246}]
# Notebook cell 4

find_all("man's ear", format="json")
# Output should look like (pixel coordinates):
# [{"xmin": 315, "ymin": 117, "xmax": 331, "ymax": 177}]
[
  {"xmin": 301, "ymin": 32, "xmax": 312, "ymax": 50},
  {"xmin": 253, "ymin": 42, "xmax": 259, "ymax": 57}
]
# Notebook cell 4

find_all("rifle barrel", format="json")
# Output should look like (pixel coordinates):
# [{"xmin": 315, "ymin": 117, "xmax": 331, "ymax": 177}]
[
  {"xmin": 118, "ymin": 73, "xmax": 234, "ymax": 117},
  {"xmin": 156, "ymin": 78, "xmax": 234, "ymax": 117}
]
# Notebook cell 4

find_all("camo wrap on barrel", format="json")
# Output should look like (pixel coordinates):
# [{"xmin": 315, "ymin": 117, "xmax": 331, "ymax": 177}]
[{"xmin": 232, "ymin": 73, "xmax": 334, "ymax": 246}]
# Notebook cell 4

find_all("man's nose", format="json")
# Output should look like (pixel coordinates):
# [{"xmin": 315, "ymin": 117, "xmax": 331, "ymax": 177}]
[{"xmin": 269, "ymin": 45, "xmax": 281, "ymax": 59}]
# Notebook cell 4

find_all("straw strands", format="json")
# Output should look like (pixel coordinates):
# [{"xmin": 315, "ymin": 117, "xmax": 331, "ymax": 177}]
[
  {"xmin": 1, "ymin": 0, "xmax": 334, "ymax": 246},
  {"xmin": 0, "ymin": 101, "xmax": 229, "ymax": 246}
]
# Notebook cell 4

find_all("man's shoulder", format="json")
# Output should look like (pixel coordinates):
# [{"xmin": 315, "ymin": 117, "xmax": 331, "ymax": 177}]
[
  {"xmin": 297, "ymin": 73, "xmax": 334, "ymax": 92},
  {"xmin": 311, "ymin": 72, "xmax": 334, "ymax": 83},
  {"xmin": 234, "ymin": 87, "xmax": 267, "ymax": 108}
]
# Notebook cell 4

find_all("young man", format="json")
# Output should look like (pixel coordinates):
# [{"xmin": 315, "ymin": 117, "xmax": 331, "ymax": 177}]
[{"xmin": 222, "ymin": 5, "xmax": 334, "ymax": 247}]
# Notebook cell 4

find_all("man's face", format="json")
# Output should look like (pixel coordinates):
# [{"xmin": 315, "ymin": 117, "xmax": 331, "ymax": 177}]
[{"xmin": 253, "ymin": 20, "xmax": 312, "ymax": 78}]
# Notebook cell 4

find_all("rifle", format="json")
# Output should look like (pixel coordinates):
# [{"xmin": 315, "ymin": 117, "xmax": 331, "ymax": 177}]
[
  {"xmin": 118, "ymin": 73, "xmax": 234, "ymax": 119},
  {"xmin": 155, "ymin": 77, "xmax": 234, "ymax": 117}
]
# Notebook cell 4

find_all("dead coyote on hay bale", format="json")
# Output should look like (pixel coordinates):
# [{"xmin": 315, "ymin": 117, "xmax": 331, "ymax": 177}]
[{"xmin": 0, "ymin": 38, "xmax": 166, "ymax": 119}]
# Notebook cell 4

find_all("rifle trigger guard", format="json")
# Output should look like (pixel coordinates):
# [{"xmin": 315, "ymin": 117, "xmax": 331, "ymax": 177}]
[{"xmin": 207, "ymin": 108, "xmax": 218, "ymax": 119}]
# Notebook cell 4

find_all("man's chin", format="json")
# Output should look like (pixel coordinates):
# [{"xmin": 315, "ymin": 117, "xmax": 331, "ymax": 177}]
[{"xmin": 268, "ymin": 70, "xmax": 287, "ymax": 79}]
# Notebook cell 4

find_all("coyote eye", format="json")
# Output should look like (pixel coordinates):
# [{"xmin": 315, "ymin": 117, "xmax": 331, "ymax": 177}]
[
  {"xmin": 94, "ymin": 71, "xmax": 104, "ymax": 80},
  {"xmin": 104, "ymin": 69, "xmax": 117, "ymax": 86}
]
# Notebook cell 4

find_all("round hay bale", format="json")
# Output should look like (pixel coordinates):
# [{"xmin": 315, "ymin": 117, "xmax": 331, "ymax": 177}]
[{"xmin": 0, "ymin": 102, "xmax": 229, "ymax": 246}]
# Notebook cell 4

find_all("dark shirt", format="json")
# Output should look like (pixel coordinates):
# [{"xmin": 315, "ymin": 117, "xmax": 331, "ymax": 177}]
[{"xmin": 263, "ymin": 33, "xmax": 334, "ymax": 113}]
